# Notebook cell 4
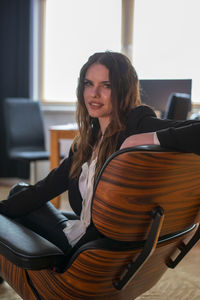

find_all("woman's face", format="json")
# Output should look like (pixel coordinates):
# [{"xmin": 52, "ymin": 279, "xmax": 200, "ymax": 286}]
[{"xmin": 83, "ymin": 63, "xmax": 112, "ymax": 134}]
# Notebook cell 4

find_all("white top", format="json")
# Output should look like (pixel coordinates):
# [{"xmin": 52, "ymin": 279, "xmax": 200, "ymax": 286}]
[{"xmin": 63, "ymin": 158, "xmax": 97, "ymax": 247}]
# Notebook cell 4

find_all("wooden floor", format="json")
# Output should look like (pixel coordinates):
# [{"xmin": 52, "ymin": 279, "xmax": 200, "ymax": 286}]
[{"xmin": 0, "ymin": 178, "xmax": 199, "ymax": 300}]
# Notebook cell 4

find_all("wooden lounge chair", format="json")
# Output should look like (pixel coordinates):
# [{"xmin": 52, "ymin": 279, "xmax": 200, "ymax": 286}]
[{"xmin": 0, "ymin": 145, "xmax": 200, "ymax": 299}]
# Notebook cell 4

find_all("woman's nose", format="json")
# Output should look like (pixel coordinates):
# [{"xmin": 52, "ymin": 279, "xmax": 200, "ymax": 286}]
[{"xmin": 91, "ymin": 86, "xmax": 100, "ymax": 97}]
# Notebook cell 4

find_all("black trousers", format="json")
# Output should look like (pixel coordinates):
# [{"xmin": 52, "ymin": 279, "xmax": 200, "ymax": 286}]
[
  {"xmin": 9, "ymin": 183, "xmax": 74, "ymax": 254},
  {"xmin": 9, "ymin": 183, "xmax": 103, "ymax": 255}
]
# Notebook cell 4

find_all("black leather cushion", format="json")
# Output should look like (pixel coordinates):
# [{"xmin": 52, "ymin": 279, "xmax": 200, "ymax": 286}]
[{"xmin": 0, "ymin": 214, "xmax": 65, "ymax": 270}]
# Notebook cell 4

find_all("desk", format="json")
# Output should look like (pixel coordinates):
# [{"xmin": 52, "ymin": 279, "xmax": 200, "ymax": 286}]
[{"xmin": 49, "ymin": 124, "xmax": 78, "ymax": 208}]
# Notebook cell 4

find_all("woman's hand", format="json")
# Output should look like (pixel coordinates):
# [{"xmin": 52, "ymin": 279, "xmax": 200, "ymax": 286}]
[{"xmin": 120, "ymin": 132, "xmax": 157, "ymax": 149}]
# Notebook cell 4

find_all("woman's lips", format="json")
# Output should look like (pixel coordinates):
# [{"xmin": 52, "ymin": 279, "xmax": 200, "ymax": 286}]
[{"xmin": 89, "ymin": 102, "xmax": 103, "ymax": 109}]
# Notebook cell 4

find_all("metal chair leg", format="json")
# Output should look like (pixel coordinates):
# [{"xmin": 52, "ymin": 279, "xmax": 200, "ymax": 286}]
[{"xmin": 30, "ymin": 161, "xmax": 37, "ymax": 185}]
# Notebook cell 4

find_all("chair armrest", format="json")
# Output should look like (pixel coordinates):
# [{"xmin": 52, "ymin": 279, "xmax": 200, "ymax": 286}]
[{"xmin": 0, "ymin": 214, "xmax": 65, "ymax": 270}]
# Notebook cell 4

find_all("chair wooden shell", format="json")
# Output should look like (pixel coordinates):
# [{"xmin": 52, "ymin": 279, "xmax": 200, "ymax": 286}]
[{"xmin": 0, "ymin": 146, "xmax": 200, "ymax": 300}]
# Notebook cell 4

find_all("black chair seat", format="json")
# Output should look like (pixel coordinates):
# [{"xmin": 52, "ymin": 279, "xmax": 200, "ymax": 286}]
[
  {"xmin": 10, "ymin": 150, "xmax": 49, "ymax": 161},
  {"xmin": 0, "ymin": 215, "xmax": 64, "ymax": 270}
]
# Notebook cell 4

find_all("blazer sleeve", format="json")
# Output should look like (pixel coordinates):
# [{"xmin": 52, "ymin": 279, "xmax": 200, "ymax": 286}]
[
  {"xmin": 0, "ymin": 155, "xmax": 73, "ymax": 218},
  {"xmin": 156, "ymin": 123, "xmax": 200, "ymax": 155},
  {"xmin": 124, "ymin": 105, "xmax": 200, "ymax": 155}
]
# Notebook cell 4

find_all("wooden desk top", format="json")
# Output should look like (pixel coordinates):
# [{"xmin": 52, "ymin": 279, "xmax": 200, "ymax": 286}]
[
  {"xmin": 50, "ymin": 123, "xmax": 78, "ymax": 131},
  {"xmin": 49, "ymin": 123, "xmax": 78, "ymax": 139}
]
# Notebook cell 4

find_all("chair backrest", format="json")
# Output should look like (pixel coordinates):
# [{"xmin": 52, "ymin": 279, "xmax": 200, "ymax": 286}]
[
  {"xmin": 92, "ymin": 146, "xmax": 200, "ymax": 242},
  {"xmin": 3, "ymin": 98, "xmax": 46, "ymax": 152},
  {"xmin": 164, "ymin": 92, "xmax": 192, "ymax": 120},
  {"xmin": 25, "ymin": 146, "xmax": 200, "ymax": 300}
]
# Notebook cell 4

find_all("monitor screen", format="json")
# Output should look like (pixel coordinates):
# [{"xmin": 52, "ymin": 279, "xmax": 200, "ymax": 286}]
[{"xmin": 139, "ymin": 79, "xmax": 192, "ymax": 113}]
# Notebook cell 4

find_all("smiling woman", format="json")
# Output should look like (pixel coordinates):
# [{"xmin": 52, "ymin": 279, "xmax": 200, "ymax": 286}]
[{"xmin": 83, "ymin": 64, "xmax": 112, "ymax": 134}]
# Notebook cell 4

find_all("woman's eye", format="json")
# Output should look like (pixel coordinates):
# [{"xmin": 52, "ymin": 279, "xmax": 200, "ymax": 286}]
[
  {"xmin": 84, "ymin": 80, "xmax": 92, "ymax": 87},
  {"xmin": 104, "ymin": 83, "xmax": 111, "ymax": 88}
]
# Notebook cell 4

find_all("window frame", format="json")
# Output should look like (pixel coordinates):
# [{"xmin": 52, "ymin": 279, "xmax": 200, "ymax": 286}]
[
  {"xmin": 32, "ymin": 0, "xmax": 134, "ymax": 107},
  {"xmin": 33, "ymin": 0, "xmax": 200, "ymax": 110}
]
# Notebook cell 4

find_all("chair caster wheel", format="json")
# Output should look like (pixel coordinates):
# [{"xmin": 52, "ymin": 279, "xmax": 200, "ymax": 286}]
[{"xmin": 0, "ymin": 276, "xmax": 4, "ymax": 284}]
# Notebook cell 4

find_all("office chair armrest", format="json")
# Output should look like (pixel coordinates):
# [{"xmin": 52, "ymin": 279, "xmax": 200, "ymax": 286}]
[{"xmin": 0, "ymin": 214, "xmax": 65, "ymax": 270}]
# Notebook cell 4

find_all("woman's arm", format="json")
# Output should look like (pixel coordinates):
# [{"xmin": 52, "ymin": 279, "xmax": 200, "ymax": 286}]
[
  {"xmin": 120, "ymin": 106, "xmax": 200, "ymax": 155},
  {"xmin": 120, "ymin": 132, "xmax": 156, "ymax": 149},
  {"xmin": 0, "ymin": 155, "xmax": 73, "ymax": 218},
  {"xmin": 156, "ymin": 123, "xmax": 200, "ymax": 155},
  {"xmin": 120, "ymin": 123, "xmax": 200, "ymax": 155}
]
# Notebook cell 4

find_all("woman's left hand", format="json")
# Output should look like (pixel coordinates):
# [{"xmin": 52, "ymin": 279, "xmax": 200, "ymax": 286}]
[{"xmin": 120, "ymin": 132, "xmax": 156, "ymax": 149}]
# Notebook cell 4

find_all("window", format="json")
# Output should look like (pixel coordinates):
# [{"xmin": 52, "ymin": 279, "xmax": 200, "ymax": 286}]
[
  {"xmin": 133, "ymin": 0, "xmax": 200, "ymax": 104},
  {"xmin": 42, "ymin": 0, "xmax": 121, "ymax": 103}
]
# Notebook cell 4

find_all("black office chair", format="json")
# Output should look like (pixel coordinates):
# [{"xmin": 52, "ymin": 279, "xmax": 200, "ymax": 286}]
[
  {"xmin": 3, "ymin": 98, "xmax": 49, "ymax": 184},
  {"xmin": 163, "ymin": 93, "xmax": 192, "ymax": 120}
]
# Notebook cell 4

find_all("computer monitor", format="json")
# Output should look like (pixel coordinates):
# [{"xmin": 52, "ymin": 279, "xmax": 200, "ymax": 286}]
[{"xmin": 139, "ymin": 79, "xmax": 192, "ymax": 113}]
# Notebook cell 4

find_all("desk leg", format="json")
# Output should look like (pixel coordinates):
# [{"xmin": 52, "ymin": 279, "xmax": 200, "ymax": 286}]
[{"xmin": 50, "ymin": 131, "xmax": 61, "ymax": 209}]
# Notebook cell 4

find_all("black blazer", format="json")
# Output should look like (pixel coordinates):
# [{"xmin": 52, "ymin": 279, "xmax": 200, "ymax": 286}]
[{"xmin": 1, "ymin": 105, "xmax": 200, "ymax": 218}]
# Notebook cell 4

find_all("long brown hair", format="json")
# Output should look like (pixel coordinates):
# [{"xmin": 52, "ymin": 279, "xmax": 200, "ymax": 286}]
[{"xmin": 70, "ymin": 51, "xmax": 141, "ymax": 178}]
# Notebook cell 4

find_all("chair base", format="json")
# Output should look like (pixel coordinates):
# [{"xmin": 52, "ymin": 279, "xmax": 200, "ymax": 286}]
[{"xmin": 0, "ymin": 276, "xmax": 4, "ymax": 284}]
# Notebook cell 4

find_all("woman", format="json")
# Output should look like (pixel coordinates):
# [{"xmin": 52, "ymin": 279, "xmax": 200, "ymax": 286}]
[{"xmin": 0, "ymin": 51, "xmax": 200, "ymax": 255}]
